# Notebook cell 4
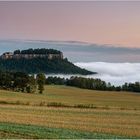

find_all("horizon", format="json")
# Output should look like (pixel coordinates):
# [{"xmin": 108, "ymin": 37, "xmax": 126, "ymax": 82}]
[
  {"xmin": 1, "ymin": 38, "xmax": 140, "ymax": 49},
  {"xmin": 0, "ymin": 39, "xmax": 140, "ymax": 63}
]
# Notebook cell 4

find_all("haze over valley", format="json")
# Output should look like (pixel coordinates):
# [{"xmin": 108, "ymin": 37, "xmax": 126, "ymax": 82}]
[{"xmin": 0, "ymin": 40, "xmax": 140, "ymax": 86}]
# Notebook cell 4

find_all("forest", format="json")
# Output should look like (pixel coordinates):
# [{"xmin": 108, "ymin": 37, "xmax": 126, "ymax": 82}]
[
  {"xmin": 46, "ymin": 76, "xmax": 140, "ymax": 92},
  {"xmin": 0, "ymin": 71, "xmax": 45, "ymax": 94},
  {"xmin": 0, "ymin": 70, "xmax": 139, "ymax": 94}
]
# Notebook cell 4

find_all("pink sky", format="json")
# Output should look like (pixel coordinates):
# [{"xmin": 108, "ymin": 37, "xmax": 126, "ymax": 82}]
[{"xmin": 0, "ymin": 1, "xmax": 140, "ymax": 48}]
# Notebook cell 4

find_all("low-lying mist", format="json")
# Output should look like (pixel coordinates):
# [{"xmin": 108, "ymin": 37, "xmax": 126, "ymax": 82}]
[
  {"xmin": 75, "ymin": 62, "xmax": 140, "ymax": 86},
  {"xmin": 45, "ymin": 62, "xmax": 140, "ymax": 86}
]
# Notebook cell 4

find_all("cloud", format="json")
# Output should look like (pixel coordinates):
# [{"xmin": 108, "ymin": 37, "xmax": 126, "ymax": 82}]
[{"xmin": 75, "ymin": 62, "xmax": 140, "ymax": 86}]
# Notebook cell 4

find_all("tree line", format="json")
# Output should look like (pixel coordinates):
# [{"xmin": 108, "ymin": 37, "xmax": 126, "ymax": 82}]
[
  {"xmin": 1, "ymin": 71, "xmax": 140, "ymax": 94},
  {"xmin": 14, "ymin": 48, "xmax": 61, "ymax": 55},
  {"xmin": 46, "ymin": 76, "xmax": 140, "ymax": 93},
  {"xmin": 0, "ymin": 71, "xmax": 46, "ymax": 94}
]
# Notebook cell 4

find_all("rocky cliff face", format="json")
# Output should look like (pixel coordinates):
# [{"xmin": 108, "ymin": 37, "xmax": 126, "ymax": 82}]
[{"xmin": 0, "ymin": 51, "xmax": 63, "ymax": 60}]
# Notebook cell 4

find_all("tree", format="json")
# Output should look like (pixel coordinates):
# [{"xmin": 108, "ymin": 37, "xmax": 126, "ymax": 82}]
[
  {"xmin": 13, "ymin": 72, "xmax": 29, "ymax": 92},
  {"xmin": 36, "ymin": 73, "xmax": 46, "ymax": 94},
  {"xmin": 26, "ymin": 75, "xmax": 37, "ymax": 93},
  {"xmin": 14, "ymin": 50, "xmax": 20, "ymax": 54}
]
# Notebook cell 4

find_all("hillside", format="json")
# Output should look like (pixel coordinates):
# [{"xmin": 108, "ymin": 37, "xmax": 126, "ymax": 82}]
[{"xmin": 0, "ymin": 48, "xmax": 95, "ymax": 75}]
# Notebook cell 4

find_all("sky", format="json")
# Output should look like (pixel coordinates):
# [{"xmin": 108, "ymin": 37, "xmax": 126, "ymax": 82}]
[{"xmin": 0, "ymin": 1, "xmax": 140, "ymax": 48}]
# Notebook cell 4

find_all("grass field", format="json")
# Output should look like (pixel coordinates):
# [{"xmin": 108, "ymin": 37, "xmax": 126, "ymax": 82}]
[{"xmin": 0, "ymin": 85, "xmax": 140, "ymax": 138}]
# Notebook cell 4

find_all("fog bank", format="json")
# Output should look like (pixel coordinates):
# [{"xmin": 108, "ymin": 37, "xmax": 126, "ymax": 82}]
[{"xmin": 75, "ymin": 62, "xmax": 140, "ymax": 86}]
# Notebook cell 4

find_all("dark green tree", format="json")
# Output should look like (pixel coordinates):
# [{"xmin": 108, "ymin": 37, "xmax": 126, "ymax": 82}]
[
  {"xmin": 26, "ymin": 75, "xmax": 37, "ymax": 93},
  {"xmin": 36, "ymin": 73, "xmax": 46, "ymax": 94}
]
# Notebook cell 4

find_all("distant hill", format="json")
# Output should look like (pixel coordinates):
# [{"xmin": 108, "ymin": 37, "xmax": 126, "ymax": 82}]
[
  {"xmin": 0, "ymin": 40, "xmax": 140, "ymax": 62},
  {"xmin": 0, "ymin": 48, "xmax": 95, "ymax": 75}
]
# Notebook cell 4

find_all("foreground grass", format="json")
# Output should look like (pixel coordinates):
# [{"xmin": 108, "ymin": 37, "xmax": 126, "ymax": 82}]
[
  {"xmin": 0, "ymin": 85, "xmax": 139, "ymax": 138},
  {"xmin": 0, "ymin": 122, "xmax": 129, "ymax": 139},
  {"xmin": 0, "ymin": 105, "xmax": 139, "ymax": 138}
]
